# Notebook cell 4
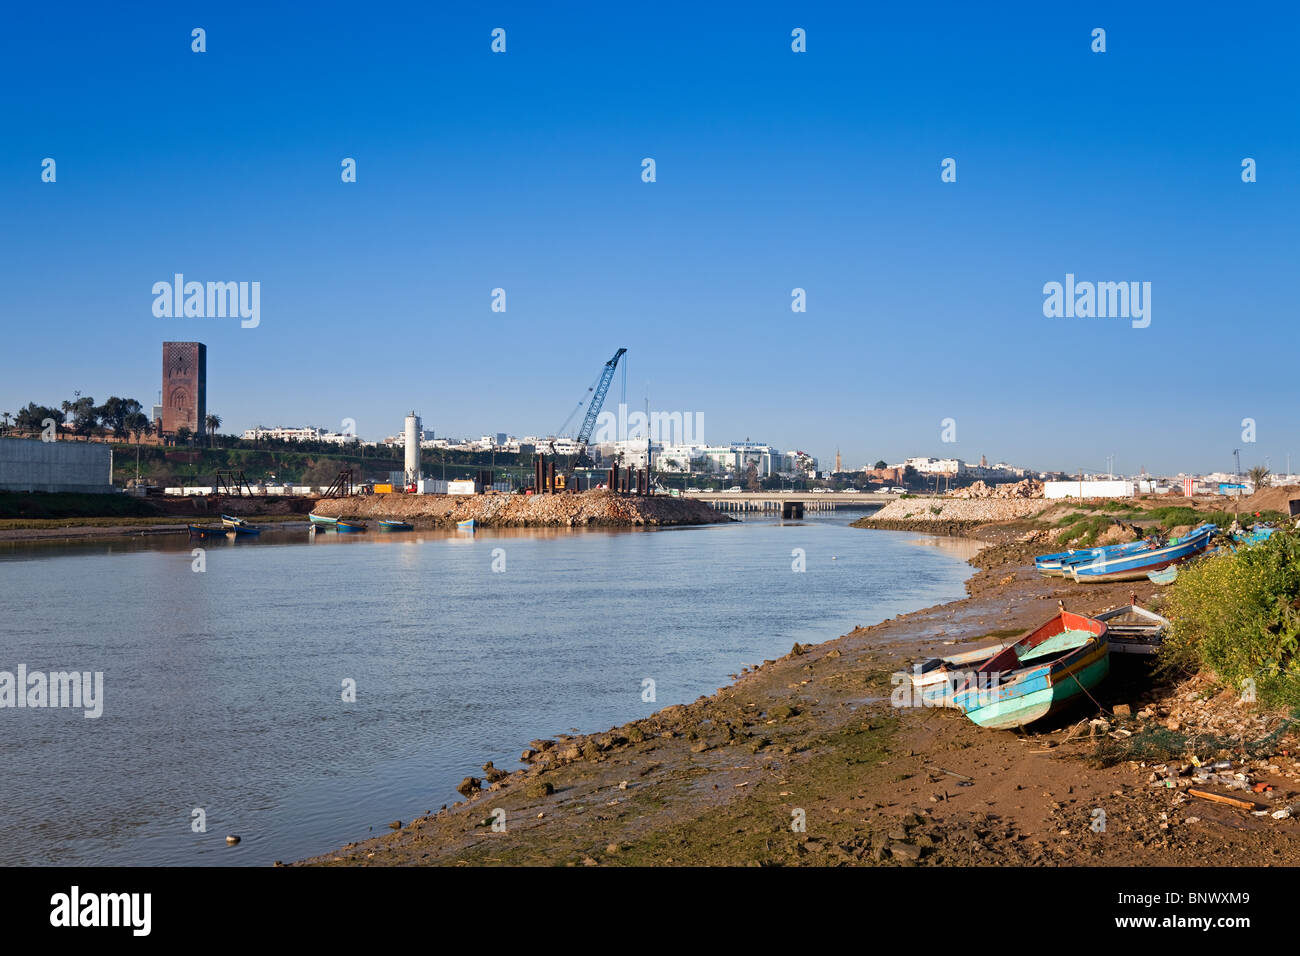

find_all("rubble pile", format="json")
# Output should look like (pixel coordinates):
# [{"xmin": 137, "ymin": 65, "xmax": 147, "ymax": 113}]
[
  {"xmin": 309, "ymin": 490, "xmax": 730, "ymax": 528},
  {"xmin": 947, "ymin": 479, "xmax": 1044, "ymax": 500}
]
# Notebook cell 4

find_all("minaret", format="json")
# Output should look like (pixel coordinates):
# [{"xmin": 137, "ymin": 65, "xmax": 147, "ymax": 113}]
[{"xmin": 835, "ymin": 448, "xmax": 842, "ymax": 473}]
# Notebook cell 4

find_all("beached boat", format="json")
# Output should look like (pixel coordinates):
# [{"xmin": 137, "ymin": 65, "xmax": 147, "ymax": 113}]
[
  {"xmin": 336, "ymin": 520, "xmax": 367, "ymax": 533},
  {"xmin": 1034, "ymin": 539, "xmax": 1153, "ymax": 577},
  {"xmin": 187, "ymin": 525, "xmax": 227, "ymax": 538},
  {"xmin": 1093, "ymin": 603, "xmax": 1169, "ymax": 656},
  {"xmin": 456, "ymin": 519, "xmax": 476, "ymax": 531},
  {"xmin": 1067, "ymin": 524, "xmax": 1217, "ymax": 583},
  {"xmin": 948, "ymin": 610, "xmax": 1109, "ymax": 729},
  {"xmin": 1233, "ymin": 525, "xmax": 1276, "ymax": 545},
  {"xmin": 221, "ymin": 514, "xmax": 247, "ymax": 528},
  {"xmin": 908, "ymin": 640, "xmax": 1015, "ymax": 708},
  {"xmin": 308, "ymin": 513, "xmax": 339, "ymax": 526},
  {"xmin": 1146, "ymin": 566, "xmax": 1178, "ymax": 585},
  {"xmin": 378, "ymin": 520, "xmax": 413, "ymax": 531}
]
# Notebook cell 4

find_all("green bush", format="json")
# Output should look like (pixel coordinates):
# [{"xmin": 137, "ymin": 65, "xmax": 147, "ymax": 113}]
[{"xmin": 1160, "ymin": 531, "xmax": 1300, "ymax": 706}]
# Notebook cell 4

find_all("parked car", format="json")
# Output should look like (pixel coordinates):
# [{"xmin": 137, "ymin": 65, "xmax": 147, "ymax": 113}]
[
  {"xmin": 724, "ymin": 486, "xmax": 742, "ymax": 493},
  {"xmin": 843, "ymin": 488, "xmax": 860, "ymax": 494},
  {"xmin": 812, "ymin": 487, "xmax": 828, "ymax": 493}
]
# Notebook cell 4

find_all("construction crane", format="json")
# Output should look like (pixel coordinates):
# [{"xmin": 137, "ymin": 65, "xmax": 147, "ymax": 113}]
[{"xmin": 552, "ymin": 348, "xmax": 626, "ymax": 485}]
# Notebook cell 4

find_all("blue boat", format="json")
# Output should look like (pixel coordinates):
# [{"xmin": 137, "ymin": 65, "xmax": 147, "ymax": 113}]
[
  {"xmin": 187, "ymin": 525, "xmax": 227, "ymax": 538},
  {"xmin": 1233, "ymin": 525, "xmax": 1276, "ymax": 545},
  {"xmin": 336, "ymin": 520, "xmax": 367, "ymax": 533},
  {"xmin": 456, "ymin": 519, "xmax": 476, "ymax": 532},
  {"xmin": 949, "ymin": 610, "xmax": 1110, "ymax": 729},
  {"xmin": 1034, "ymin": 539, "xmax": 1153, "ymax": 577},
  {"xmin": 231, "ymin": 524, "xmax": 262, "ymax": 536},
  {"xmin": 1068, "ymin": 524, "xmax": 1217, "ymax": 583},
  {"xmin": 1146, "ymin": 565, "xmax": 1178, "ymax": 585},
  {"xmin": 379, "ymin": 520, "xmax": 413, "ymax": 531}
]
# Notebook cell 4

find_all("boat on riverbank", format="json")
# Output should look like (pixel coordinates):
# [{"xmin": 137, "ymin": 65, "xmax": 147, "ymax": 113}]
[
  {"xmin": 379, "ymin": 520, "xmax": 413, "ymax": 531},
  {"xmin": 456, "ymin": 519, "xmax": 476, "ymax": 532},
  {"xmin": 221, "ymin": 514, "xmax": 247, "ymax": 528},
  {"xmin": 1034, "ymin": 539, "xmax": 1152, "ymax": 577},
  {"xmin": 1067, "ymin": 524, "xmax": 1217, "ymax": 583},
  {"xmin": 336, "ymin": 520, "xmax": 367, "ymax": 533},
  {"xmin": 231, "ymin": 523, "xmax": 262, "ymax": 536},
  {"xmin": 949, "ymin": 610, "xmax": 1109, "ymax": 729},
  {"xmin": 1093, "ymin": 602, "xmax": 1169, "ymax": 656},
  {"xmin": 309, "ymin": 513, "xmax": 339, "ymax": 526},
  {"xmin": 187, "ymin": 525, "xmax": 227, "ymax": 538},
  {"xmin": 908, "ymin": 640, "xmax": 1014, "ymax": 708}
]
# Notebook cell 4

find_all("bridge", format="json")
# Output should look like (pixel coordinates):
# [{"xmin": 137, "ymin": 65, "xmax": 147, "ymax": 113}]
[{"xmin": 683, "ymin": 490, "xmax": 899, "ymax": 514}]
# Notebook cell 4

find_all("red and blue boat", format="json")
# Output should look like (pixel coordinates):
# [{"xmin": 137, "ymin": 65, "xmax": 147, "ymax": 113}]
[{"xmin": 948, "ymin": 610, "xmax": 1109, "ymax": 729}]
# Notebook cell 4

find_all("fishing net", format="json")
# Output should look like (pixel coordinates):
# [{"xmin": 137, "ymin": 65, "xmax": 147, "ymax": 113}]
[{"xmin": 1087, "ymin": 711, "xmax": 1297, "ymax": 768}]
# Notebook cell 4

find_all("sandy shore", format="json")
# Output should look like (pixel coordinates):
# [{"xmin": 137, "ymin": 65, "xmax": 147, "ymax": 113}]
[{"xmin": 295, "ymin": 525, "xmax": 1300, "ymax": 867}]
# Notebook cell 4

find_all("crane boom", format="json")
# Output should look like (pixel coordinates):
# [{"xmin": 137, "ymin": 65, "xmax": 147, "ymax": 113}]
[{"xmin": 564, "ymin": 348, "xmax": 625, "ymax": 479}]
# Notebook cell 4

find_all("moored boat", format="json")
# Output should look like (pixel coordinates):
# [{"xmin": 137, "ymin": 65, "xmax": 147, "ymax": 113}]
[
  {"xmin": 1093, "ymin": 602, "xmax": 1169, "ymax": 656},
  {"xmin": 949, "ymin": 610, "xmax": 1109, "ymax": 729},
  {"xmin": 456, "ymin": 519, "xmax": 476, "ymax": 531},
  {"xmin": 187, "ymin": 525, "xmax": 227, "ymax": 538},
  {"xmin": 231, "ymin": 523, "xmax": 262, "ymax": 536},
  {"xmin": 379, "ymin": 519, "xmax": 413, "ymax": 531},
  {"xmin": 1067, "ymin": 524, "xmax": 1216, "ymax": 583},
  {"xmin": 336, "ymin": 520, "xmax": 367, "ymax": 532},
  {"xmin": 308, "ymin": 513, "xmax": 339, "ymax": 526},
  {"xmin": 221, "ymin": 514, "xmax": 247, "ymax": 528}
]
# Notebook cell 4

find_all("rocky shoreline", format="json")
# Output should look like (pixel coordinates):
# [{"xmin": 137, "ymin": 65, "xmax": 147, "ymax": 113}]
[{"xmin": 294, "ymin": 523, "xmax": 1300, "ymax": 868}]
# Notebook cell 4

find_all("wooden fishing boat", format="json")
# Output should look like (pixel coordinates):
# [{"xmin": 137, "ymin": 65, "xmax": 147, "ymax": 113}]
[
  {"xmin": 378, "ymin": 519, "xmax": 413, "ymax": 531},
  {"xmin": 1034, "ymin": 539, "xmax": 1152, "ymax": 577},
  {"xmin": 948, "ymin": 610, "xmax": 1109, "ymax": 729},
  {"xmin": 335, "ymin": 520, "xmax": 367, "ymax": 532},
  {"xmin": 1067, "ymin": 524, "xmax": 1216, "ymax": 583},
  {"xmin": 1146, "ymin": 565, "xmax": 1178, "ymax": 585},
  {"xmin": 187, "ymin": 525, "xmax": 227, "ymax": 538},
  {"xmin": 456, "ymin": 519, "xmax": 476, "ymax": 531},
  {"xmin": 908, "ymin": 640, "xmax": 1014, "ymax": 708},
  {"xmin": 1093, "ymin": 602, "xmax": 1169, "ymax": 656},
  {"xmin": 221, "ymin": 514, "xmax": 247, "ymax": 528},
  {"xmin": 308, "ymin": 513, "xmax": 339, "ymax": 526},
  {"xmin": 231, "ymin": 523, "xmax": 262, "ymax": 536}
]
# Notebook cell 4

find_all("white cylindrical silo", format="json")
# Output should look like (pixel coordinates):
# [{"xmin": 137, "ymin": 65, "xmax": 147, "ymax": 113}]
[{"xmin": 404, "ymin": 412, "xmax": 420, "ymax": 485}]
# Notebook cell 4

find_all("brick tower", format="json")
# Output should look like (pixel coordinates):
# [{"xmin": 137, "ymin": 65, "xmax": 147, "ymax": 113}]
[{"xmin": 161, "ymin": 342, "xmax": 207, "ymax": 437}]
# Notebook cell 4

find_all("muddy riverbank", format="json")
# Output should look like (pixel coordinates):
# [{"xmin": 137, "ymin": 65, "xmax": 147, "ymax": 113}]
[{"xmin": 297, "ymin": 525, "xmax": 1300, "ymax": 867}]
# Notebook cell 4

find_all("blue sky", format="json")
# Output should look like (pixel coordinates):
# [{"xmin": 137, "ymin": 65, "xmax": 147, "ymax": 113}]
[{"xmin": 2, "ymin": 2, "xmax": 1296, "ymax": 475}]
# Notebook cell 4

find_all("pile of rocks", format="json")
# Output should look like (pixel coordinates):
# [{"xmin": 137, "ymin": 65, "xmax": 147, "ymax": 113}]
[
  {"xmin": 947, "ymin": 479, "xmax": 1044, "ymax": 500},
  {"xmin": 310, "ymin": 489, "xmax": 729, "ymax": 528}
]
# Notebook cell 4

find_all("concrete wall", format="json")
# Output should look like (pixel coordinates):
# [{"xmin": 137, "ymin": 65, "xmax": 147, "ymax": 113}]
[
  {"xmin": 1044, "ymin": 480, "xmax": 1135, "ymax": 499},
  {"xmin": 0, "ymin": 438, "xmax": 115, "ymax": 493}
]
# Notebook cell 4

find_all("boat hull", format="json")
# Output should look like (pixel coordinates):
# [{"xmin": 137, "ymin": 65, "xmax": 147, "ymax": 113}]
[
  {"xmin": 1068, "ymin": 526, "xmax": 1215, "ymax": 583},
  {"xmin": 951, "ymin": 611, "xmax": 1109, "ymax": 729},
  {"xmin": 379, "ymin": 521, "xmax": 413, "ymax": 531},
  {"xmin": 308, "ymin": 513, "xmax": 339, "ymax": 525}
]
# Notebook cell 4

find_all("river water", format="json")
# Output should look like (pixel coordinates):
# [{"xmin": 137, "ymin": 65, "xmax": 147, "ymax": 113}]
[{"xmin": 0, "ymin": 512, "xmax": 977, "ymax": 866}]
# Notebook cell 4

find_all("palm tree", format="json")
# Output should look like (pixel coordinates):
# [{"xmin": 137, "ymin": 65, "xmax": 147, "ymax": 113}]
[
  {"xmin": 205, "ymin": 414, "xmax": 222, "ymax": 448},
  {"xmin": 1248, "ymin": 465, "xmax": 1270, "ymax": 490}
]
